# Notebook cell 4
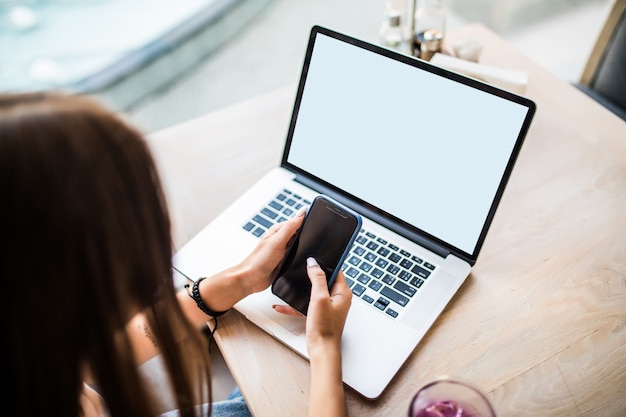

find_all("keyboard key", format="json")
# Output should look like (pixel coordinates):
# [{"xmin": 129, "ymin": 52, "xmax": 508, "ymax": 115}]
[
  {"xmin": 261, "ymin": 207, "xmax": 278, "ymax": 219},
  {"xmin": 376, "ymin": 237, "xmax": 388, "ymax": 245},
  {"xmin": 365, "ymin": 252, "xmax": 377, "ymax": 262},
  {"xmin": 393, "ymin": 280, "xmax": 417, "ymax": 297},
  {"xmin": 277, "ymin": 217, "xmax": 287, "ymax": 223},
  {"xmin": 357, "ymin": 274, "xmax": 370, "ymax": 285},
  {"xmin": 410, "ymin": 277, "xmax": 424, "ymax": 288},
  {"xmin": 283, "ymin": 208, "xmax": 294, "ymax": 216},
  {"xmin": 345, "ymin": 267, "xmax": 359, "ymax": 278},
  {"xmin": 253, "ymin": 215, "xmax": 273, "ymax": 229},
  {"xmin": 283, "ymin": 189, "xmax": 292, "ymax": 194},
  {"xmin": 366, "ymin": 231, "xmax": 376, "ymax": 239},
  {"xmin": 381, "ymin": 286, "xmax": 409, "ymax": 307},
  {"xmin": 424, "ymin": 262, "xmax": 436, "ymax": 270},
  {"xmin": 386, "ymin": 264, "xmax": 400, "ymax": 275},
  {"xmin": 353, "ymin": 246, "xmax": 366, "ymax": 256},
  {"xmin": 375, "ymin": 258, "xmax": 389, "ymax": 268},
  {"xmin": 382, "ymin": 274, "xmax": 396, "ymax": 285},
  {"xmin": 242, "ymin": 222, "xmax": 255, "ymax": 231},
  {"xmin": 348, "ymin": 256, "xmax": 360, "ymax": 266},
  {"xmin": 362, "ymin": 294, "xmax": 375, "ymax": 304},
  {"xmin": 293, "ymin": 194, "xmax": 302, "ymax": 200},
  {"xmin": 352, "ymin": 284, "xmax": 366, "ymax": 296},
  {"xmin": 388, "ymin": 243, "xmax": 399, "ymax": 251},
  {"xmin": 269, "ymin": 200, "xmax": 283, "ymax": 211},
  {"xmin": 366, "ymin": 241, "xmax": 379, "ymax": 251},
  {"xmin": 371, "ymin": 268, "xmax": 384, "ymax": 279},
  {"xmin": 400, "ymin": 249, "xmax": 411, "ymax": 257},
  {"xmin": 400, "ymin": 259, "xmax": 413, "ymax": 269},
  {"xmin": 252, "ymin": 227, "xmax": 265, "ymax": 237},
  {"xmin": 388, "ymin": 253, "xmax": 401, "ymax": 263},
  {"xmin": 386, "ymin": 308, "xmax": 399, "ymax": 318},
  {"xmin": 359, "ymin": 262, "xmax": 372, "ymax": 273},
  {"xmin": 368, "ymin": 280, "xmax": 382, "ymax": 291},
  {"xmin": 276, "ymin": 193, "xmax": 287, "ymax": 201},
  {"xmin": 411, "ymin": 264, "xmax": 431, "ymax": 279},
  {"xmin": 411, "ymin": 255, "xmax": 424, "ymax": 264},
  {"xmin": 303, "ymin": 199, "xmax": 311, "ymax": 205},
  {"xmin": 356, "ymin": 235, "xmax": 367, "ymax": 245},
  {"xmin": 345, "ymin": 277, "xmax": 354, "ymax": 288},
  {"xmin": 377, "ymin": 247, "xmax": 390, "ymax": 257},
  {"xmin": 374, "ymin": 298, "xmax": 389, "ymax": 311},
  {"xmin": 398, "ymin": 270, "xmax": 412, "ymax": 281}
]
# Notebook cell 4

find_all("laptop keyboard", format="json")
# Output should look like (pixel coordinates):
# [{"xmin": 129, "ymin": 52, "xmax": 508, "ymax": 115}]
[
  {"xmin": 242, "ymin": 189, "xmax": 311, "ymax": 237},
  {"xmin": 243, "ymin": 188, "xmax": 438, "ymax": 319}
]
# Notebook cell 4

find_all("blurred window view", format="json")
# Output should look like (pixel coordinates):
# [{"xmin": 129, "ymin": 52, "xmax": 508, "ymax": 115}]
[
  {"xmin": 2, "ymin": 0, "xmax": 215, "ymax": 91},
  {"xmin": 0, "ymin": 0, "xmax": 268, "ymax": 110},
  {"xmin": 0, "ymin": 0, "xmax": 611, "ymax": 130}
]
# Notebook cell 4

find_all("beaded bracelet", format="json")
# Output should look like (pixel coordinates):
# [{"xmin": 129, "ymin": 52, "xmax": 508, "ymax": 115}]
[{"xmin": 185, "ymin": 277, "xmax": 229, "ymax": 317}]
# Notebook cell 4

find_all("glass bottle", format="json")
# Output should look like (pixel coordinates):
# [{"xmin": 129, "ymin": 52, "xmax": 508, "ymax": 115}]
[
  {"xmin": 419, "ymin": 29, "xmax": 443, "ymax": 61},
  {"xmin": 412, "ymin": 0, "xmax": 446, "ymax": 58},
  {"xmin": 379, "ymin": 0, "xmax": 410, "ymax": 53}
]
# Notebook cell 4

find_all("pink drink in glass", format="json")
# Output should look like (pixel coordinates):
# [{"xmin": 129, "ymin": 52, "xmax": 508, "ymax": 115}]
[
  {"xmin": 413, "ymin": 399, "xmax": 477, "ymax": 417},
  {"xmin": 409, "ymin": 378, "xmax": 496, "ymax": 417}
]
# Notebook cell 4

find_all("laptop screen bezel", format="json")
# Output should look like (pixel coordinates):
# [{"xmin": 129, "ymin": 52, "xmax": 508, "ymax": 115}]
[{"xmin": 280, "ymin": 25, "xmax": 536, "ymax": 265}]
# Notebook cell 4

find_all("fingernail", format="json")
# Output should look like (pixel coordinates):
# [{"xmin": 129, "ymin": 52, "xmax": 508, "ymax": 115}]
[
  {"xmin": 271, "ymin": 304, "xmax": 278, "ymax": 310},
  {"xmin": 307, "ymin": 257, "xmax": 319, "ymax": 268},
  {"xmin": 296, "ymin": 207, "xmax": 307, "ymax": 217}
]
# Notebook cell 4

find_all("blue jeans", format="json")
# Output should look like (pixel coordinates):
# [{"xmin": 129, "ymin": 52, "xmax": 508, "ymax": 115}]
[
  {"xmin": 211, "ymin": 387, "xmax": 252, "ymax": 417},
  {"xmin": 160, "ymin": 387, "xmax": 252, "ymax": 417}
]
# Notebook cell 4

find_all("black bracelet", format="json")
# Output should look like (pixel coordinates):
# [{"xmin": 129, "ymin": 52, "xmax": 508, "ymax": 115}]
[{"xmin": 185, "ymin": 277, "xmax": 229, "ymax": 317}]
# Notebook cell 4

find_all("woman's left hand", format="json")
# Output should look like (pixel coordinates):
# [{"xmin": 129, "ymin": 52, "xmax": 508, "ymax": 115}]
[{"xmin": 237, "ymin": 208, "xmax": 305, "ymax": 295}]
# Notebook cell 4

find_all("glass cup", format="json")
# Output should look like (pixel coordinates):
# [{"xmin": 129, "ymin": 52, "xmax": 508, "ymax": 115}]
[{"xmin": 409, "ymin": 378, "xmax": 496, "ymax": 417}]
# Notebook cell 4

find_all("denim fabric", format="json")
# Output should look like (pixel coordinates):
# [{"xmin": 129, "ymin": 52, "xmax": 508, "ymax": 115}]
[
  {"xmin": 159, "ymin": 387, "xmax": 252, "ymax": 417},
  {"xmin": 211, "ymin": 387, "xmax": 253, "ymax": 417}
]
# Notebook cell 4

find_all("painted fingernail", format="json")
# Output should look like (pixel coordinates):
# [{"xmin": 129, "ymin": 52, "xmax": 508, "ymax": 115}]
[{"xmin": 307, "ymin": 257, "xmax": 319, "ymax": 268}]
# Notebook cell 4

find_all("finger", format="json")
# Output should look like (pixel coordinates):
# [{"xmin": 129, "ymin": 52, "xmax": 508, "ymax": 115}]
[
  {"xmin": 329, "ymin": 271, "xmax": 351, "ymax": 296},
  {"xmin": 306, "ymin": 257, "xmax": 330, "ymax": 297},
  {"xmin": 272, "ymin": 304, "xmax": 305, "ymax": 317},
  {"xmin": 264, "ymin": 208, "xmax": 306, "ymax": 242},
  {"xmin": 262, "ymin": 222, "xmax": 284, "ymax": 239},
  {"xmin": 329, "ymin": 271, "xmax": 352, "ymax": 308}
]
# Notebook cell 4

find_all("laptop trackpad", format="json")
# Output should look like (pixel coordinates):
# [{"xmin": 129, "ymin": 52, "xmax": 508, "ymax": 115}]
[
  {"xmin": 268, "ymin": 311, "xmax": 306, "ymax": 336},
  {"xmin": 236, "ymin": 289, "xmax": 306, "ymax": 336}
]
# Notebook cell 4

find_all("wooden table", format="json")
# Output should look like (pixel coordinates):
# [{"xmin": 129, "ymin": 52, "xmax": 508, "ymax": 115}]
[{"xmin": 148, "ymin": 23, "xmax": 626, "ymax": 417}]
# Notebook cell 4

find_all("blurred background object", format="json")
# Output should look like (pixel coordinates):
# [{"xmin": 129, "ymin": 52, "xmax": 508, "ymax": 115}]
[
  {"xmin": 576, "ymin": 0, "xmax": 626, "ymax": 120},
  {"xmin": 0, "ymin": 0, "xmax": 613, "ymax": 131},
  {"xmin": 0, "ymin": 0, "xmax": 271, "ymax": 110}
]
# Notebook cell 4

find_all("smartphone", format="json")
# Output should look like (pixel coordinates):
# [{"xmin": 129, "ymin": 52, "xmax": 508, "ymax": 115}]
[{"xmin": 271, "ymin": 195, "xmax": 362, "ymax": 315}]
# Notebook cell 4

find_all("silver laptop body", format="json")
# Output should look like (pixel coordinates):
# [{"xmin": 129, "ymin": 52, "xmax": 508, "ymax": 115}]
[{"xmin": 173, "ymin": 26, "xmax": 535, "ymax": 399}]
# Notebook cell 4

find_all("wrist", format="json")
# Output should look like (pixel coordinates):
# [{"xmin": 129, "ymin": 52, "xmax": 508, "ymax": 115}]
[
  {"xmin": 187, "ymin": 278, "xmax": 229, "ymax": 317},
  {"xmin": 308, "ymin": 339, "xmax": 342, "ymax": 364},
  {"xmin": 197, "ymin": 266, "xmax": 249, "ymax": 313}
]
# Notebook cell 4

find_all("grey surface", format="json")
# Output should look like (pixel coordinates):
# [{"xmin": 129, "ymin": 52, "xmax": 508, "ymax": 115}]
[{"xmin": 125, "ymin": 0, "xmax": 611, "ymax": 133}]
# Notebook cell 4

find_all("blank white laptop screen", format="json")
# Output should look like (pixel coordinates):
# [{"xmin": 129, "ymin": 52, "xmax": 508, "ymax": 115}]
[{"xmin": 287, "ymin": 34, "xmax": 530, "ymax": 256}]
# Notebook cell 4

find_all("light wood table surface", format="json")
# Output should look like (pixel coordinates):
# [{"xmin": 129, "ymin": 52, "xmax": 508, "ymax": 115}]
[{"xmin": 148, "ymin": 23, "xmax": 626, "ymax": 416}]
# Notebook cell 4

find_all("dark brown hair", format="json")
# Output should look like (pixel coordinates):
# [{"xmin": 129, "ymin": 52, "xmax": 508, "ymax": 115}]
[{"xmin": 0, "ymin": 93, "xmax": 212, "ymax": 417}]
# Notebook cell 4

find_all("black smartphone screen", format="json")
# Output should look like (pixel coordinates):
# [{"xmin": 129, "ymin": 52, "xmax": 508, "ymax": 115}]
[{"xmin": 271, "ymin": 195, "xmax": 361, "ymax": 315}]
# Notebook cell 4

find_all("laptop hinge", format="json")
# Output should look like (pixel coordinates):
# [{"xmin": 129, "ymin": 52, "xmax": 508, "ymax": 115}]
[{"xmin": 294, "ymin": 175, "xmax": 454, "ymax": 260}]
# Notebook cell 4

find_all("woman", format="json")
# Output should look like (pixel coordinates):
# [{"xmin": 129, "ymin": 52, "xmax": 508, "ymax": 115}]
[{"xmin": 1, "ymin": 93, "xmax": 351, "ymax": 417}]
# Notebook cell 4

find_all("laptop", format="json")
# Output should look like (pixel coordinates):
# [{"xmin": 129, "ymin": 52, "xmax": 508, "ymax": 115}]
[{"xmin": 173, "ymin": 25, "xmax": 536, "ymax": 399}]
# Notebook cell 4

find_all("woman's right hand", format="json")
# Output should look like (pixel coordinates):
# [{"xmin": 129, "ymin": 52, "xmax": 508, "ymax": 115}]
[
  {"xmin": 304, "ymin": 257, "xmax": 352, "ymax": 357},
  {"xmin": 304, "ymin": 257, "xmax": 351, "ymax": 417}
]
